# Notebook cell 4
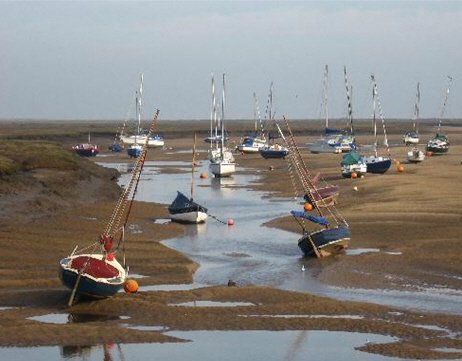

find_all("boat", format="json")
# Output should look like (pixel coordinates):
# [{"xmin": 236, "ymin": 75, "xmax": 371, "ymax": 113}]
[
  {"xmin": 403, "ymin": 83, "xmax": 421, "ymax": 145},
  {"xmin": 426, "ymin": 76, "xmax": 453, "ymax": 155},
  {"xmin": 341, "ymin": 150, "xmax": 367, "ymax": 178},
  {"xmin": 127, "ymin": 143, "xmax": 142, "ymax": 158},
  {"xmin": 277, "ymin": 118, "xmax": 350, "ymax": 258},
  {"xmin": 59, "ymin": 109, "xmax": 160, "ymax": 305},
  {"xmin": 168, "ymin": 134, "xmax": 208, "ymax": 224},
  {"xmin": 407, "ymin": 147, "xmax": 426, "ymax": 163},
  {"xmin": 259, "ymin": 143, "xmax": 289, "ymax": 159},
  {"xmin": 120, "ymin": 74, "xmax": 165, "ymax": 151},
  {"xmin": 72, "ymin": 133, "xmax": 99, "ymax": 157},
  {"xmin": 309, "ymin": 65, "xmax": 355, "ymax": 154},
  {"xmin": 237, "ymin": 92, "xmax": 267, "ymax": 154},
  {"xmin": 360, "ymin": 75, "xmax": 392, "ymax": 174},
  {"xmin": 208, "ymin": 73, "xmax": 236, "ymax": 177}
]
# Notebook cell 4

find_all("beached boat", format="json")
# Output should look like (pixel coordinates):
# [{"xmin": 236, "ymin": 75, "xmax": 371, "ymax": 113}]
[
  {"xmin": 341, "ymin": 150, "xmax": 367, "ymax": 178},
  {"xmin": 72, "ymin": 133, "xmax": 99, "ymax": 157},
  {"xmin": 169, "ymin": 134, "xmax": 208, "ymax": 224},
  {"xmin": 59, "ymin": 110, "xmax": 160, "ymax": 305},
  {"xmin": 426, "ymin": 76, "xmax": 453, "ymax": 155},
  {"xmin": 277, "ymin": 118, "xmax": 350, "ymax": 258},
  {"xmin": 360, "ymin": 75, "xmax": 392, "ymax": 174},
  {"xmin": 259, "ymin": 143, "xmax": 289, "ymax": 159},
  {"xmin": 405, "ymin": 83, "xmax": 425, "ymax": 163},
  {"xmin": 407, "ymin": 147, "xmax": 426, "ymax": 163},
  {"xmin": 309, "ymin": 66, "xmax": 355, "ymax": 154},
  {"xmin": 120, "ymin": 74, "xmax": 164, "ymax": 152},
  {"xmin": 208, "ymin": 73, "xmax": 236, "ymax": 177},
  {"xmin": 237, "ymin": 92, "xmax": 266, "ymax": 154}
]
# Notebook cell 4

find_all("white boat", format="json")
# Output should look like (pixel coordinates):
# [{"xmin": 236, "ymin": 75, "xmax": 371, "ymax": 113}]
[
  {"xmin": 120, "ymin": 74, "xmax": 164, "ymax": 151},
  {"xmin": 407, "ymin": 147, "xmax": 426, "ymax": 163},
  {"xmin": 403, "ymin": 83, "xmax": 421, "ymax": 145},
  {"xmin": 208, "ymin": 73, "xmax": 236, "ymax": 177},
  {"xmin": 309, "ymin": 66, "xmax": 355, "ymax": 154}
]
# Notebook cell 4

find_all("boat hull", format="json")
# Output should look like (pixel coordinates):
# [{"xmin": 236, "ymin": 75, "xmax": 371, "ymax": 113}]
[
  {"xmin": 59, "ymin": 254, "xmax": 126, "ymax": 299},
  {"xmin": 361, "ymin": 156, "xmax": 392, "ymax": 174},
  {"xmin": 209, "ymin": 161, "xmax": 235, "ymax": 177},
  {"xmin": 169, "ymin": 211, "xmax": 208, "ymax": 224},
  {"xmin": 298, "ymin": 226, "xmax": 350, "ymax": 257},
  {"xmin": 407, "ymin": 150, "xmax": 425, "ymax": 163},
  {"xmin": 426, "ymin": 145, "xmax": 449, "ymax": 154},
  {"xmin": 259, "ymin": 148, "xmax": 288, "ymax": 159},
  {"xmin": 121, "ymin": 135, "xmax": 164, "ymax": 148}
]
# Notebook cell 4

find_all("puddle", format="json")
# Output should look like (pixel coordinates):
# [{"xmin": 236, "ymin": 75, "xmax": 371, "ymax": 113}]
[
  {"xmin": 346, "ymin": 248, "xmax": 380, "ymax": 256},
  {"xmin": 0, "ymin": 331, "xmax": 407, "ymax": 361},
  {"xmin": 241, "ymin": 314, "xmax": 365, "ymax": 320},
  {"xmin": 171, "ymin": 301, "xmax": 255, "ymax": 307},
  {"xmin": 153, "ymin": 218, "xmax": 171, "ymax": 224},
  {"xmin": 27, "ymin": 313, "xmax": 124, "ymax": 324},
  {"xmin": 121, "ymin": 324, "xmax": 167, "ymax": 332},
  {"xmin": 139, "ymin": 283, "xmax": 208, "ymax": 292}
]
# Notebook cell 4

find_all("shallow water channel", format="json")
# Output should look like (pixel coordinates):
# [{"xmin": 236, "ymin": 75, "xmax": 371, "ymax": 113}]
[{"xmin": 3, "ymin": 158, "xmax": 460, "ymax": 361}]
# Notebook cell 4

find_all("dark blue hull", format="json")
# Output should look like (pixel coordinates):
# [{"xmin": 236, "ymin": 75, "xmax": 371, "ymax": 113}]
[
  {"xmin": 75, "ymin": 149, "xmax": 98, "ymax": 157},
  {"xmin": 366, "ymin": 159, "xmax": 391, "ymax": 174},
  {"xmin": 259, "ymin": 149, "xmax": 288, "ymax": 159},
  {"xmin": 127, "ymin": 148, "xmax": 141, "ymax": 158},
  {"xmin": 59, "ymin": 268, "xmax": 123, "ymax": 299},
  {"xmin": 298, "ymin": 226, "xmax": 350, "ymax": 257}
]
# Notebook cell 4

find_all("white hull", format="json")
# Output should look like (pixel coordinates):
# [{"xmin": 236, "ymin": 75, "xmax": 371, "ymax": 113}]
[
  {"xmin": 407, "ymin": 149, "xmax": 425, "ymax": 163},
  {"xmin": 170, "ymin": 211, "xmax": 208, "ymax": 224},
  {"xmin": 121, "ymin": 135, "xmax": 164, "ymax": 148},
  {"xmin": 404, "ymin": 137, "xmax": 419, "ymax": 145},
  {"xmin": 237, "ymin": 144, "xmax": 262, "ymax": 153},
  {"xmin": 341, "ymin": 163, "xmax": 367, "ymax": 177},
  {"xmin": 209, "ymin": 161, "xmax": 235, "ymax": 177}
]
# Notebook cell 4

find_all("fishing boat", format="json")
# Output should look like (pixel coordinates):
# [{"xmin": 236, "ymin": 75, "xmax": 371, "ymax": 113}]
[
  {"xmin": 59, "ymin": 110, "xmax": 160, "ymax": 305},
  {"xmin": 309, "ymin": 65, "xmax": 355, "ymax": 154},
  {"xmin": 72, "ymin": 133, "xmax": 99, "ymax": 157},
  {"xmin": 277, "ymin": 118, "xmax": 350, "ymax": 258},
  {"xmin": 341, "ymin": 150, "xmax": 367, "ymax": 178},
  {"xmin": 120, "ymin": 74, "xmax": 165, "ymax": 151},
  {"xmin": 426, "ymin": 76, "xmax": 452, "ymax": 155},
  {"xmin": 168, "ymin": 134, "xmax": 208, "ymax": 224},
  {"xmin": 237, "ymin": 92, "xmax": 266, "ymax": 154},
  {"xmin": 360, "ymin": 75, "xmax": 392, "ymax": 174},
  {"xmin": 208, "ymin": 73, "xmax": 236, "ymax": 177}
]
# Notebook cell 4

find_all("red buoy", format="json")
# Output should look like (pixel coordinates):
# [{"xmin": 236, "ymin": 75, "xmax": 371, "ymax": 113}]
[
  {"xmin": 227, "ymin": 219, "xmax": 234, "ymax": 226},
  {"xmin": 106, "ymin": 253, "xmax": 114, "ymax": 261}
]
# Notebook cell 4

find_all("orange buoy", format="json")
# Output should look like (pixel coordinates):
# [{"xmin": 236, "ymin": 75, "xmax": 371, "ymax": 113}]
[
  {"xmin": 350, "ymin": 172, "xmax": 358, "ymax": 179},
  {"xmin": 227, "ymin": 219, "xmax": 234, "ymax": 226},
  {"xmin": 397, "ymin": 165, "xmax": 405, "ymax": 172},
  {"xmin": 426, "ymin": 151, "xmax": 433, "ymax": 157},
  {"xmin": 200, "ymin": 172, "xmax": 208, "ymax": 179},
  {"xmin": 124, "ymin": 279, "xmax": 139, "ymax": 293},
  {"xmin": 394, "ymin": 160, "xmax": 400, "ymax": 166},
  {"xmin": 303, "ymin": 203, "xmax": 313, "ymax": 212}
]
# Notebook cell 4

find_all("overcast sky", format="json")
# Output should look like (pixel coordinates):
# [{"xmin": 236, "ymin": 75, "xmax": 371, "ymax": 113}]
[{"xmin": 1, "ymin": 1, "xmax": 461, "ymax": 122}]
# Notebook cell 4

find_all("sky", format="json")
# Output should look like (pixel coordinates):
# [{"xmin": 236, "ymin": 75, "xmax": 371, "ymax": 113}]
[{"xmin": 1, "ymin": 1, "xmax": 462, "ymax": 122}]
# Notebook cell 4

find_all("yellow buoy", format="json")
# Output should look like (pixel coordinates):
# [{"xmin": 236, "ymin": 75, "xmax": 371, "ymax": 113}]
[
  {"xmin": 124, "ymin": 279, "xmax": 139, "ymax": 293},
  {"xmin": 303, "ymin": 203, "xmax": 313, "ymax": 212}
]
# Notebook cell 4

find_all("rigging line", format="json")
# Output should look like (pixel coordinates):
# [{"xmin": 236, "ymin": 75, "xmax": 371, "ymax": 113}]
[
  {"xmin": 208, "ymin": 213, "xmax": 228, "ymax": 225},
  {"xmin": 372, "ymin": 78, "xmax": 391, "ymax": 157},
  {"xmin": 438, "ymin": 75, "xmax": 453, "ymax": 132},
  {"xmin": 344, "ymin": 66, "xmax": 354, "ymax": 135}
]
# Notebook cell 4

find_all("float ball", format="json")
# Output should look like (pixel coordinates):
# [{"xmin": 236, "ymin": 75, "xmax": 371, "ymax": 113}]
[
  {"xmin": 106, "ymin": 253, "xmax": 114, "ymax": 261},
  {"xmin": 426, "ymin": 151, "xmax": 433, "ymax": 157},
  {"xmin": 397, "ymin": 165, "xmax": 405, "ymax": 172},
  {"xmin": 200, "ymin": 172, "xmax": 208, "ymax": 179},
  {"xmin": 303, "ymin": 203, "xmax": 313, "ymax": 212},
  {"xmin": 124, "ymin": 279, "xmax": 139, "ymax": 293},
  {"xmin": 351, "ymin": 172, "xmax": 358, "ymax": 179},
  {"xmin": 227, "ymin": 219, "xmax": 234, "ymax": 226}
]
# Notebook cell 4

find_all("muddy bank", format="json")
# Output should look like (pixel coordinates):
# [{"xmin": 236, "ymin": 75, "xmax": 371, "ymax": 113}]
[{"xmin": 0, "ymin": 120, "xmax": 461, "ymax": 359}]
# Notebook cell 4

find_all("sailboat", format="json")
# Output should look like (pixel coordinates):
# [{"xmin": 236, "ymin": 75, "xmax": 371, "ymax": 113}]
[
  {"xmin": 208, "ymin": 73, "xmax": 236, "ymax": 177},
  {"xmin": 309, "ymin": 65, "xmax": 354, "ymax": 154},
  {"xmin": 277, "ymin": 118, "xmax": 350, "ymax": 257},
  {"xmin": 120, "ymin": 74, "xmax": 165, "ymax": 155},
  {"xmin": 406, "ymin": 83, "xmax": 426, "ymax": 163},
  {"xmin": 259, "ymin": 82, "xmax": 289, "ymax": 159},
  {"xmin": 426, "ymin": 76, "xmax": 452, "ymax": 155},
  {"xmin": 168, "ymin": 134, "xmax": 208, "ymax": 224},
  {"xmin": 360, "ymin": 75, "xmax": 392, "ymax": 174},
  {"xmin": 236, "ymin": 92, "xmax": 267, "ymax": 154},
  {"xmin": 59, "ymin": 110, "xmax": 160, "ymax": 305},
  {"xmin": 72, "ymin": 133, "xmax": 99, "ymax": 157}
]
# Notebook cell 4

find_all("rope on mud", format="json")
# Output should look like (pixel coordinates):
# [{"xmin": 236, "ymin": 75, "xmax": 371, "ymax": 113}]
[{"xmin": 208, "ymin": 213, "xmax": 228, "ymax": 225}]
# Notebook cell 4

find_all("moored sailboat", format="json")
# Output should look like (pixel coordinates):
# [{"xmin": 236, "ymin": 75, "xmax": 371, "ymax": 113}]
[
  {"xmin": 426, "ymin": 76, "xmax": 452, "ymax": 155},
  {"xmin": 73, "ymin": 133, "xmax": 99, "ymax": 157},
  {"xmin": 168, "ymin": 134, "xmax": 208, "ymax": 224},
  {"xmin": 59, "ymin": 110, "xmax": 160, "ymax": 305},
  {"xmin": 237, "ymin": 92, "xmax": 266, "ymax": 154},
  {"xmin": 277, "ymin": 118, "xmax": 350, "ymax": 257},
  {"xmin": 406, "ymin": 83, "xmax": 426, "ymax": 163}
]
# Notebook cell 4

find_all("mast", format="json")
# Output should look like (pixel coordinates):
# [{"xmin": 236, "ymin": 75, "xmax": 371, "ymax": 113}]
[
  {"xmin": 344, "ymin": 66, "xmax": 354, "ymax": 135},
  {"xmin": 210, "ymin": 73, "xmax": 215, "ymax": 148},
  {"xmin": 221, "ymin": 73, "xmax": 226, "ymax": 158},
  {"xmin": 437, "ymin": 75, "xmax": 453, "ymax": 132},
  {"xmin": 191, "ymin": 133, "xmax": 197, "ymax": 199},
  {"xmin": 136, "ymin": 73, "xmax": 143, "ymax": 136},
  {"xmin": 323, "ymin": 65, "xmax": 329, "ymax": 130},
  {"xmin": 371, "ymin": 75, "xmax": 378, "ymax": 158},
  {"xmin": 413, "ymin": 82, "xmax": 420, "ymax": 132}
]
